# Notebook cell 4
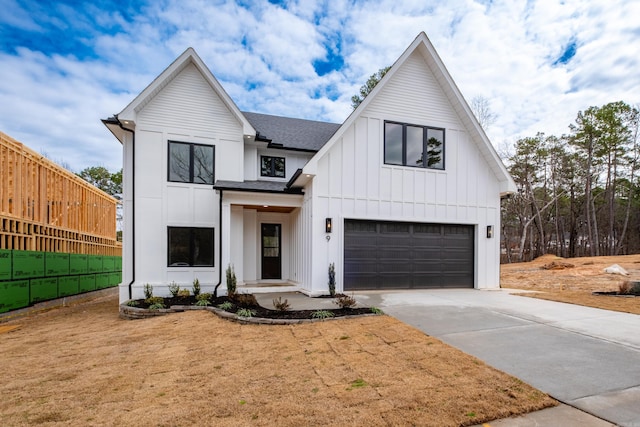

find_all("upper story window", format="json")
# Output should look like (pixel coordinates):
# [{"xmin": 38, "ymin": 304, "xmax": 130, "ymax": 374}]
[
  {"xmin": 168, "ymin": 141, "xmax": 215, "ymax": 184},
  {"xmin": 260, "ymin": 156, "xmax": 286, "ymax": 178},
  {"xmin": 384, "ymin": 122, "xmax": 444, "ymax": 169}
]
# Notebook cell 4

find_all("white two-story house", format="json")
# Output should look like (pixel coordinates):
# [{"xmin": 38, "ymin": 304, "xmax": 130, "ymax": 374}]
[{"xmin": 104, "ymin": 32, "xmax": 516, "ymax": 303}]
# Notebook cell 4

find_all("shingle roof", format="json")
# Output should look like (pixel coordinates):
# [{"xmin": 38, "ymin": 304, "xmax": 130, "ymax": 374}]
[
  {"xmin": 213, "ymin": 180, "xmax": 303, "ymax": 194},
  {"xmin": 242, "ymin": 112, "xmax": 341, "ymax": 152}
]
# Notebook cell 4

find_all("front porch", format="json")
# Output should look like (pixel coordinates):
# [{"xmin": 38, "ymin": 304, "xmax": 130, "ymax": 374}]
[{"xmin": 216, "ymin": 182, "xmax": 313, "ymax": 295}]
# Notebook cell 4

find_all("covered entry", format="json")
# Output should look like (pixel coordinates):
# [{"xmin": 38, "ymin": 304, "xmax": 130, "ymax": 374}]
[{"xmin": 344, "ymin": 220, "xmax": 474, "ymax": 290}]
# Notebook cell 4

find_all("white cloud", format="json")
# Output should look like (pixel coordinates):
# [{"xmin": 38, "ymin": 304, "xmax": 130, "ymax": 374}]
[
  {"xmin": 0, "ymin": 0, "xmax": 638, "ymax": 174},
  {"xmin": 0, "ymin": 49, "xmax": 125, "ymax": 171}
]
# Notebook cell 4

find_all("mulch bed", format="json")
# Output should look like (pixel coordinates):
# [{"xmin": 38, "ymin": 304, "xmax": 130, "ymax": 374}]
[
  {"xmin": 130, "ymin": 294, "xmax": 373, "ymax": 319},
  {"xmin": 592, "ymin": 291, "xmax": 640, "ymax": 297}
]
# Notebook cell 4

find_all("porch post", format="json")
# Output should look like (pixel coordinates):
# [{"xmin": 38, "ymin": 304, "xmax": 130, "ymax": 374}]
[{"xmin": 220, "ymin": 200, "xmax": 232, "ymax": 290}]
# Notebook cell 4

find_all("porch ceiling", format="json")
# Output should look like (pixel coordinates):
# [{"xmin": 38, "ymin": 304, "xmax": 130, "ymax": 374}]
[{"xmin": 237, "ymin": 204, "xmax": 297, "ymax": 213}]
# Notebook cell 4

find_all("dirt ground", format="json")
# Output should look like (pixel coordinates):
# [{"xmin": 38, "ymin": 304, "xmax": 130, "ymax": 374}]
[
  {"xmin": 501, "ymin": 254, "xmax": 640, "ymax": 314},
  {"xmin": 0, "ymin": 294, "xmax": 554, "ymax": 426}
]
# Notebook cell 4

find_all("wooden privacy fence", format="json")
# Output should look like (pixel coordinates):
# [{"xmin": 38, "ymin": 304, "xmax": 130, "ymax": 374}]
[{"xmin": 0, "ymin": 131, "xmax": 121, "ymax": 255}]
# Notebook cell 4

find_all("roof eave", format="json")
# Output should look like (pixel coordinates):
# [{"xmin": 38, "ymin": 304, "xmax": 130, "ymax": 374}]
[{"xmin": 213, "ymin": 185, "xmax": 303, "ymax": 195}]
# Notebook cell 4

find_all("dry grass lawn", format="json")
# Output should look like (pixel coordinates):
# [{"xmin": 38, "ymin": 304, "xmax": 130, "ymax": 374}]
[
  {"xmin": 502, "ymin": 254, "xmax": 640, "ymax": 314},
  {"xmin": 0, "ymin": 293, "xmax": 555, "ymax": 426}
]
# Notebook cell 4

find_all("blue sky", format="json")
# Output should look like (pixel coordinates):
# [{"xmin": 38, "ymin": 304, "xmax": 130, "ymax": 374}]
[{"xmin": 1, "ymin": 0, "xmax": 639, "ymax": 172}]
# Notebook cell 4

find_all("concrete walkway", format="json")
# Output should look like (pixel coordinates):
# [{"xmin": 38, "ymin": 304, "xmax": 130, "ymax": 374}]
[{"xmin": 355, "ymin": 289, "xmax": 640, "ymax": 427}]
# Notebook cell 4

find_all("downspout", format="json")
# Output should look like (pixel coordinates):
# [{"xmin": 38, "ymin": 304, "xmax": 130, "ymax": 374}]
[
  {"xmin": 115, "ymin": 117, "xmax": 135, "ymax": 300},
  {"xmin": 213, "ymin": 189, "xmax": 223, "ymax": 297}
]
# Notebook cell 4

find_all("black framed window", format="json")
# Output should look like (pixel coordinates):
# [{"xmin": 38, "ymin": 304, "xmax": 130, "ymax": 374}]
[
  {"xmin": 260, "ymin": 156, "xmax": 286, "ymax": 178},
  {"xmin": 168, "ymin": 227, "xmax": 214, "ymax": 267},
  {"xmin": 168, "ymin": 141, "xmax": 215, "ymax": 184},
  {"xmin": 384, "ymin": 121, "xmax": 444, "ymax": 169}
]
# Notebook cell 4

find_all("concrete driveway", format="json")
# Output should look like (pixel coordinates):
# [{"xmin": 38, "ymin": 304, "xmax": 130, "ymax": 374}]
[{"xmin": 356, "ymin": 289, "xmax": 640, "ymax": 427}]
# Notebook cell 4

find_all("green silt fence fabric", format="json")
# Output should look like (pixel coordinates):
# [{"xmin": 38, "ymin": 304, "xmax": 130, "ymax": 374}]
[
  {"xmin": 70, "ymin": 254, "xmax": 88, "ymax": 275},
  {"xmin": 0, "ymin": 249, "xmax": 11, "ymax": 281},
  {"xmin": 0, "ymin": 280, "xmax": 29, "ymax": 313},
  {"xmin": 45, "ymin": 252, "xmax": 70, "ymax": 277},
  {"xmin": 58, "ymin": 276, "xmax": 79, "ymax": 297},
  {"xmin": 30, "ymin": 278, "xmax": 58, "ymax": 303},
  {"xmin": 12, "ymin": 251, "xmax": 45, "ymax": 280}
]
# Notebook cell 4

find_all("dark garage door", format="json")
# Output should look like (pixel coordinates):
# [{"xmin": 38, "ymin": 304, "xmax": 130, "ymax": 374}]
[{"xmin": 344, "ymin": 220, "xmax": 474, "ymax": 290}]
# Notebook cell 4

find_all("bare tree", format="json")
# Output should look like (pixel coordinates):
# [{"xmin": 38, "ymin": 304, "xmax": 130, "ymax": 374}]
[{"xmin": 470, "ymin": 95, "xmax": 497, "ymax": 131}]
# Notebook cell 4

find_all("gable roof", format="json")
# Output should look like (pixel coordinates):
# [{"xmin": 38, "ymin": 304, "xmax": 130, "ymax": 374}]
[
  {"xmin": 112, "ymin": 47, "xmax": 255, "ymax": 139},
  {"xmin": 242, "ymin": 112, "xmax": 340, "ymax": 152},
  {"xmin": 301, "ymin": 32, "xmax": 516, "ymax": 195}
]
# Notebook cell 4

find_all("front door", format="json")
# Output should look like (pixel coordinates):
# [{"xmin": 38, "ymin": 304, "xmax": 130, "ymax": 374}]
[{"xmin": 261, "ymin": 223, "xmax": 281, "ymax": 279}]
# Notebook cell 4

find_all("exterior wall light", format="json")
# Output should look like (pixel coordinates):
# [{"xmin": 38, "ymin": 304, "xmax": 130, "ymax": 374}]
[
  {"xmin": 325, "ymin": 218, "xmax": 332, "ymax": 233},
  {"xmin": 486, "ymin": 225, "xmax": 493, "ymax": 238}
]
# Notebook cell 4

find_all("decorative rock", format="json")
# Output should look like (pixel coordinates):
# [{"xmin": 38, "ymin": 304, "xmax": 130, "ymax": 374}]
[{"xmin": 603, "ymin": 264, "xmax": 629, "ymax": 276}]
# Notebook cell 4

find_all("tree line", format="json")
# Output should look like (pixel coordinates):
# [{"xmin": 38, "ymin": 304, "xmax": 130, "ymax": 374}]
[{"xmin": 501, "ymin": 101, "xmax": 640, "ymax": 262}]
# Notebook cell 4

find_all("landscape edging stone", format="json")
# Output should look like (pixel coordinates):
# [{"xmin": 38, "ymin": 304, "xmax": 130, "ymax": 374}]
[{"xmin": 119, "ymin": 302, "xmax": 377, "ymax": 323}]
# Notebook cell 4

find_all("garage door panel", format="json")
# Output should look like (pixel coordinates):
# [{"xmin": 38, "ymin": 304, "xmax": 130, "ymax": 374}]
[
  {"xmin": 378, "ymin": 261, "xmax": 411, "ymax": 274},
  {"xmin": 377, "ymin": 249, "xmax": 412, "ymax": 259},
  {"xmin": 441, "ymin": 257, "xmax": 473, "ymax": 268},
  {"xmin": 442, "ymin": 251, "xmax": 472, "ymax": 263},
  {"xmin": 412, "ymin": 274, "xmax": 444, "ymax": 287},
  {"xmin": 413, "ymin": 261, "xmax": 446, "ymax": 273},
  {"xmin": 345, "ymin": 248, "xmax": 378, "ymax": 260},
  {"xmin": 344, "ymin": 273, "xmax": 380, "ymax": 289},
  {"xmin": 378, "ymin": 273, "xmax": 412, "ymax": 287},
  {"xmin": 344, "ymin": 260, "xmax": 378, "ymax": 273},
  {"xmin": 412, "ymin": 249, "xmax": 442, "ymax": 260},
  {"xmin": 344, "ymin": 220, "xmax": 474, "ymax": 290},
  {"xmin": 377, "ymin": 237, "xmax": 411, "ymax": 246},
  {"xmin": 440, "ymin": 273, "xmax": 473, "ymax": 287}
]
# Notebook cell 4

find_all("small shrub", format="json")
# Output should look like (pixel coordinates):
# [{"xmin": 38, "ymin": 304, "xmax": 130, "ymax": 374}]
[
  {"xmin": 145, "ymin": 296, "xmax": 164, "ymax": 305},
  {"xmin": 236, "ymin": 308, "xmax": 256, "ymax": 318},
  {"xmin": 619, "ymin": 281, "xmax": 632, "ymax": 295},
  {"xmin": 168, "ymin": 281, "xmax": 180, "ymax": 297},
  {"xmin": 370, "ymin": 307, "xmax": 383, "ymax": 315},
  {"xmin": 311, "ymin": 310, "xmax": 335, "ymax": 320},
  {"xmin": 178, "ymin": 289, "xmax": 191, "ymax": 297},
  {"xmin": 328, "ymin": 262, "xmax": 336, "ymax": 297},
  {"xmin": 218, "ymin": 301, "xmax": 234, "ymax": 311},
  {"xmin": 226, "ymin": 264, "xmax": 237, "ymax": 296},
  {"xmin": 232, "ymin": 293, "xmax": 258, "ymax": 307},
  {"xmin": 192, "ymin": 278, "xmax": 201, "ymax": 297},
  {"xmin": 195, "ymin": 299, "xmax": 211, "ymax": 307},
  {"xmin": 143, "ymin": 283, "xmax": 153, "ymax": 299},
  {"xmin": 333, "ymin": 293, "xmax": 357, "ymax": 309},
  {"xmin": 125, "ymin": 300, "xmax": 139, "ymax": 307},
  {"xmin": 272, "ymin": 297, "xmax": 290, "ymax": 311},
  {"xmin": 149, "ymin": 302, "xmax": 165, "ymax": 310},
  {"xmin": 197, "ymin": 293, "xmax": 212, "ymax": 301}
]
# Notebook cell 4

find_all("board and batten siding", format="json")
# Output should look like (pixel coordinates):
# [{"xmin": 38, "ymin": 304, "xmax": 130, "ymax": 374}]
[
  {"xmin": 312, "ymin": 125, "xmax": 500, "ymax": 220},
  {"xmin": 307, "ymin": 48, "xmax": 502, "ymax": 292},
  {"xmin": 123, "ymin": 62, "xmax": 246, "ymax": 300}
]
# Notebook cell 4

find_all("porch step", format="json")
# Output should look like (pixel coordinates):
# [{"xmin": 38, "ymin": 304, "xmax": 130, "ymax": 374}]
[{"xmin": 236, "ymin": 283, "xmax": 301, "ymax": 294}]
